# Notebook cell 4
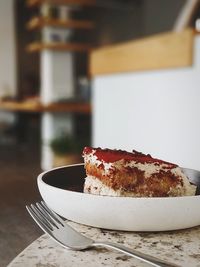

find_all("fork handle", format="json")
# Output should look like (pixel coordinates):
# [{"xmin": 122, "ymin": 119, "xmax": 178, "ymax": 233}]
[{"xmin": 92, "ymin": 241, "xmax": 179, "ymax": 267}]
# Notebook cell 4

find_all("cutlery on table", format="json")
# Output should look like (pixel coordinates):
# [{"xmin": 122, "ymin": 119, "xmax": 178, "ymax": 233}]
[{"xmin": 26, "ymin": 201, "xmax": 180, "ymax": 267}]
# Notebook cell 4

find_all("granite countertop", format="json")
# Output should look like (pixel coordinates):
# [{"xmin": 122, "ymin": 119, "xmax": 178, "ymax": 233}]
[{"xmin": 7, "ymin": 222, "xmax": 200, "ymax": 267}]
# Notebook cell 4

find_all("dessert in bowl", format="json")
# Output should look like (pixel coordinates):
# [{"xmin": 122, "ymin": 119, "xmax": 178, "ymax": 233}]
[
  {"xmin": 38, "ymin": 147, "xmax": 200, "ymax": 231},
  {"xmin": 82, "ymin": 147, "xmax": 196, "ymax": 197}
]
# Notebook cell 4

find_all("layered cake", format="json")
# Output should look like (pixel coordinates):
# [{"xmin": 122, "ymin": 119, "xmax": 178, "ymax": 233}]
[{"xmin": 82, "ymin": 147, "xmax": 196, "ymax": 197}]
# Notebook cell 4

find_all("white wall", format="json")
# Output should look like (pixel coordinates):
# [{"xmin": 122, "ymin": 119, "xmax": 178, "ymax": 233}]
[
  {"xmin": 0, "ymin": 0, "xmax": 17, "ymax": 98},
  {"xmin": 0, "ymin": 0, "xmax": 16, "ymax": 131},
  {"xmin": 40, "ymin": 51, "xmax": 75, "ymax": 104},
  {"xmin": 92, "ymin": 35, "xmax": 200, "ymax": 171}
]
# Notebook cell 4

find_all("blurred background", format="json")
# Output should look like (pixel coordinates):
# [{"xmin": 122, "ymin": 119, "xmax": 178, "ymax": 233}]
[{"xmin": 0, "ymin": 0, "xmax": 200, "ymax": 266}]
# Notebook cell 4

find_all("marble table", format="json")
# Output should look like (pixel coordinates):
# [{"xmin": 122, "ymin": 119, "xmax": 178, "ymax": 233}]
[{"xmin": 7, "ymin": 221, "xmax": 200, "ymax": 267}]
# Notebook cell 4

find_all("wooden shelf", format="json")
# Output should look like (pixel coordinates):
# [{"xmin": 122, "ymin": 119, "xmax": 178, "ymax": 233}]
[
  {"xmin": 26, "ymin": 42, "xmax": 92, "ymax": 52},
  {"xmin": 90, "ymin": 28, "xmax": 194, "ymax": 76},
  {"xmin": 27, "ymin": 17, "xmax": 94, "ymax": 30},
  {"xmin": 0, "ymin": 100, "xmax": 91, "ymax": 114},
  {"xmin": 27, "ymin": 0, "xmax": 95, "ymax": 7}
]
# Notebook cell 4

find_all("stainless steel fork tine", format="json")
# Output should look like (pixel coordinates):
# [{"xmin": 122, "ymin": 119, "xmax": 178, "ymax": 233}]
[
  {"xmin": 36, "ymin": 202, "xmax": 60, "ymax": 228},
  {"xmin": 40, "ymin": 201, "xmax": 94, "ymax": 242},
  {"xmin": 26, "ymin": 205, "xmax": 53, "ymax": 234},
  {"xmin": 30, "ymin": 204, "xmax": 54, "ymax": 230},
  {"xmin": 40, "ymin": 201, "xmax": 65, "ymax": 227}
]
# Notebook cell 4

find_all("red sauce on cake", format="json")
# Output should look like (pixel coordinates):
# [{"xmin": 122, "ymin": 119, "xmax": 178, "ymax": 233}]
[{"xmin": 83, "ymin": 147, "xmax": 177, "ymax": 168}]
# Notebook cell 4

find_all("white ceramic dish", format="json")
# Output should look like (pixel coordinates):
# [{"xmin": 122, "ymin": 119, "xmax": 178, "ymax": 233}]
[{"xmin": 37, "ymin": 163, "xmax": 200, "ymax": 232}]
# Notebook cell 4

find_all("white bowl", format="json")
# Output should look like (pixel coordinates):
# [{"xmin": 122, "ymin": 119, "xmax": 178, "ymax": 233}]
[{"xmin": 37, "ymin": 163, "xmax": 200, "ymax": 232}]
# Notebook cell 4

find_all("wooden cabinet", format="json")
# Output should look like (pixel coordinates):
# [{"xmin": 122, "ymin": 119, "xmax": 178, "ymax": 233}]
[{"xmin": 0, "ymin": 0, "xmax": 93, "ymax": 169}]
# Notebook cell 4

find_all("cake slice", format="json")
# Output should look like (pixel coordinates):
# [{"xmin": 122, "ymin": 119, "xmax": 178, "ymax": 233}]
[{"xmin": 82, "ymin": 147, "xmax": 196, "ymax": 197}]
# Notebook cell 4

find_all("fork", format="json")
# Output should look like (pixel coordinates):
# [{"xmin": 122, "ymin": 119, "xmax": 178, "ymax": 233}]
[{"xmin": 26, "ymin": 201, "xmax": 179, "ymax": 267}]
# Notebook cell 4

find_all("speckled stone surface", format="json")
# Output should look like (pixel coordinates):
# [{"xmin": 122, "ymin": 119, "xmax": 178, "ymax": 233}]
[{"xmin": 7, "ymin": 221, "xmax": 200, "ymax": 267}]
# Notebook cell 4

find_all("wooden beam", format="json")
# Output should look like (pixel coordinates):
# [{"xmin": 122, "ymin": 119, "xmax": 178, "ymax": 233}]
[
  {"xmin": 26, "ymin": 42, "xmax": 92, "ymax": 52},
  {"xmin": 0, "ymin": 100, "xmax": 91, "ymax": 113},
  {"xmin": 26, "ymin": 17, "xmax": 95, "ymax": 30},
  {"xmin": 90, "ymin": 28, "xmax": 194, "ymax": 76},
  {"xmin": 27, "ymin": 0, "xmax": 95, "ymax": 7}
]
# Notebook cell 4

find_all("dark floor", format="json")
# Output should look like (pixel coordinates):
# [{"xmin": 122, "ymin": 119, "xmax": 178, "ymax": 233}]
[{"xmin": 0, "ymin": 144, "xmax": 42, "ymax": 267}]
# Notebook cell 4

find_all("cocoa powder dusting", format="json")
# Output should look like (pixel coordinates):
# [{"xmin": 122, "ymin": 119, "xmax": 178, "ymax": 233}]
[{"xmin": 83, "ymin": 147, "xmax": 177, "ymax": 168}]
